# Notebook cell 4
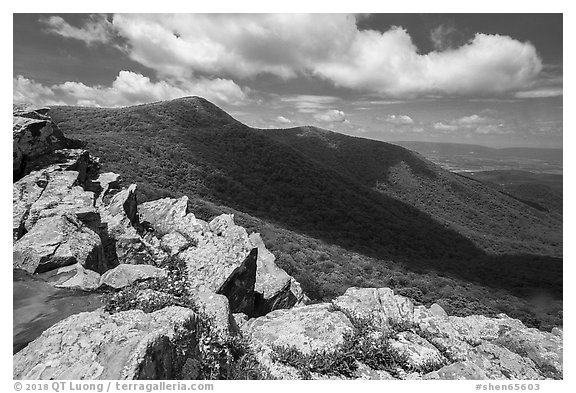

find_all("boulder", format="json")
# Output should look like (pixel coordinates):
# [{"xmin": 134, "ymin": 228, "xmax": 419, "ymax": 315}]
[
  {"xmin": 466, "ymin": 343, "xmax": 543, "ymax": 380},
  {"xmin": 51, "ymin": 264, "xmax": 102, "ymax": 291},
  {"xmin": 332, "ymin": 287, "xmax": 414, "ymax": 331},
  {"xmin": 99, "ymin": 184, "xmax": 159, "ymax": 265},
  {"xmin": 139, "ymin": 196, "xmax": 205, "ymax": 239},
  {"xmin": 240, "ymin": 303, "xmax": 355, "ymax": 379},
  {"xmin": 92, "ymin": 172, "xmax": 121, "ymax": 206},
  {"xmin": 13, "ymin": 106, "xmax": 67, "ymax": 178},
  {"xmin": 250, "ymin": 233, "xmax": 300, "ymax": 315},
  {"xmin": 160, "ymin": 232, "xmax": 191, "ymax": 256},
  {"xmin": 389, "ymin": 331, "xmax": 446, "ymax": 371},
  {"xmin": 193, "ymin": 291, "xmax": 235, "ymax": 335},
  {"xmin": 24, "ymin": 171, "xmax": 96, "ymax": 230},
  {"xmin": 495, "ymin": 327, "xmax": 563, "ymax": 378},
  {"xmin": 180, "ymin": 223, "xmax": 254, "ymax": 295},
  {"xmin": 100, "ymin": 264, "xmax": 167, "ymax": 290},
  {"xmin": 13, "ymin": 213, "xmax": 105, "ymax": 274},
  {"xmin": 13, "ymin": 306, "xmax": 198, "ymax": 380},
  {"xmin": 13, "ymin": 170, "xmax": 49, "ymax": 240},
  {"xmin": 215, "ymin": 248, "xmax": 258, "ymax": 315}
]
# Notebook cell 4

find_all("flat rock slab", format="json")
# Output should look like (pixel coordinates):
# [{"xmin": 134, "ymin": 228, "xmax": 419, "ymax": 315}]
[
  {"xmin": 99, "ymin": 264, "xmax": 167, "ymax": 289},
  {"xmin": 13, "ymin": 306, "xmax": 197, "ymax": 380}
]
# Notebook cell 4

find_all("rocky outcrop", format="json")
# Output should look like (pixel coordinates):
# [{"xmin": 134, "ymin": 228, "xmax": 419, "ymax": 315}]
[
  {"xmin": 13, "ymin": 104, "xmax": 68, "ymax": 179},
  {"xmin": 139, "ymin": 196, "xmax": 207, "ymax": 240},
  {"xmin": 238, "ymin": 287, "xmax": 562, "ymax": 380},
  {"xmin": 100, "ymin": 264, "xmax": 167, "ymax": 290},
  {"xmin": 241, "ymin": 303, "xmax": 355, "ymax": 379},
  {"xmin": 13, "ymin": 213, "xmax": 105, "ymax": 274},
  {"xmin": 13, "ymin": 306, "xmax": 198, "ymax": 380}
]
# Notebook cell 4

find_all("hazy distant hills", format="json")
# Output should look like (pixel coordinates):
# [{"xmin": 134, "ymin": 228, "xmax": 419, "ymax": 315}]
[
  {"xmin": 264, "ymin": 127, "xmax": 561, "ymax": 257},
  {"xmin": 393, "ymin": 141, "xmax": 562, "ymax": 174},
  {"xmin": 49, "ymin": 97, "xmax": 563, "ymax": 329}
]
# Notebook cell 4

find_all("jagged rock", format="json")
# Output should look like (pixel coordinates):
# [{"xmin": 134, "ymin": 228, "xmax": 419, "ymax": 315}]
[
  {"xmin": 99, "ymin": 184, "xmax": 158, "ymax": 265},
  {"xmin": 180, "ymin": 221, "xmax": 253, "ymax": 294},
  {"xmin": 13, "ymin": 213, "xmax": 105, "ymax": 274},
  {"xmin": 389, "ymin": 331, "xmax": 446, "ymax": 371},
  {"xmin": 332, "ymin": 287, "xmax": 414, "ymax": 331},
  {"xmin": 49, "ymin": 263, "xmax": 102, "ymax": 291},
  {"xmin": 250, "ymin": 233, "xmax": 297, "ymax": 315},
  {"xmin": 447, "ymin": 314, "xmax": 526, "ymax": 346},
  {"xmin": 92, "ymin": 172, "xmax": 121, "ymax": 206},
  {"xmin": 13, "ymin": 149, "xmax": 95, "ymax": 240},
  {"xmin": 495, "ymin": 328, "xmax": 563, "ymax": 378},
  {"xmin": 13, "ymin": 306, "xmax": 198, "ymax": 380},
  {"xmin": 139, "ymin": 196, "xmax": 206, "ymax": 240},
  {"xmin": 193, "ymin": 291, "xmax": 235, "ymax": 335},
  {"xmin": 13, "ymin": 106, "xmax": 67, "ymax": 178},
  {"xmin": 466, "ymin": 343, "xmax": 543, "ymax": 380},
  {"xmin": 215, "ymin": 248, "xmax": 258, "ymax": 315},
  {"xmin": 13, "ymin": 103, "xmax": 50, "ymax": 119},
  {"xmin": 13, "ymin": 170, "xmax": 48, "ymax": 240},
  {"xmin": 21, "ymin": 149, "xmax": 91, "ymax": 183},
  {"xmin": 208, "ymin": 214, "xmax": 235, "ymax": 235},
  {"xmin": 25, "ymin": 171, "xmax": 96, "ymax": 231},
  {"xmin": 423, "ymin": 361, "xmax": 488, "ymax": 380},
  {"xmin": 100, "ymin": 264, "xmax": 167, "ymax": 289},
  {"xmin": 241, "ymin": 303, "xmax": 354, "ymax": 379},
  {"xmin": 160, "ymin": 232, "xmax": 190, "ymax": 256}
]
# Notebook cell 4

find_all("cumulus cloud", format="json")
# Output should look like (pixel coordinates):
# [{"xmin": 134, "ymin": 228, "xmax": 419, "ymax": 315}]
[
  {"xmin": 40, "ymin": 14, "xmax": 115, "ymax": 45},
  {"xmin": 430, "ymin": 25, "xmax": 463, "ymax": 51},
  {"xmin": 433, "ymin": 122, "xmax": 460, "ymax": 131},
  {"xmin": 42, "ymin": 14, "xmax": 542, "ymax": 98},
  {"xmin": 380, "ymin": 114, "xmax": 414, "ymax": 125},
  {"xmin": 314, "ymin": 28, "xmax": 542, "ymax": 97},
  {"xmin": 430, "ymin": 113, "xmax": 511, "ymax": 135},
  {"xmin": 275, "ymin": 116, "xmax": 293, "ymax": 124},
  {"xmin": 13, "ymin": 71, "xmax": 247, "ymax": 107},
  {"xmin": 313, "ymin": 109, "xmax": 347, "ymax": 123},
  {"xmin": 455, "ymin": 114, "xmax": 491, "ymax": 125}
]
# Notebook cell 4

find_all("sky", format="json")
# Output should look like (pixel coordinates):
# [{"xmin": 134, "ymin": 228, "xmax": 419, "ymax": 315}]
[{"xmin": 13, "ymin": 13, "xmax": 563, "ymax": 148}]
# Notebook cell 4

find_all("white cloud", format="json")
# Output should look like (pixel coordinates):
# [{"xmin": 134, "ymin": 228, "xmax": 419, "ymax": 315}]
[
  {"xmin": 40, "ymin": 14, "xmax": 115, "ymax": 45},
  {"xmin": 514, "ymin": 88, "xmax": 563, "ymax": 98},
  {"xmin": 275, "ymin": 116, "xmax": 292, "ymax": 124},
  {"xmin": 313, "ymin": 109, "xmax": 346, "ymax": 123},
  {"xmin": 103, "ymin": 14, "xmax": 542, "ymax": 98},
  {"xmin": 430, "ymin": 25, "xmax": 461, "ymax": 51},
  {"xmin": 380, "ymin": 114, "xmax": 414, "ymax": 125},
  {"xmin": 314, "ymin": 28, "xmax": 542, "ymax": 97},
  {"xmin": 13, "ymin": 71, "xmax": 247, "ymax": 107},
  {"xmin": 455, "ymin": 114, "xmax": 490, "ymax": 125},
  {"xmin": 433, "ymin": 122, "xmax": 460, "ymax": 131},
  {"xmin": 37, "ymin": 14, "xmax": 545, "ymax": 98}
]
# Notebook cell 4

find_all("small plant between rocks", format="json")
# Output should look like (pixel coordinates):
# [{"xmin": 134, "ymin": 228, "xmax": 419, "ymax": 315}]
[
  {"xmin": 270, "ymin": 304, "xmax": 412, "ymax": 379},
  {"xmin": 103, "ymin": 255, "xmax": 273, "ymax": 380}
]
